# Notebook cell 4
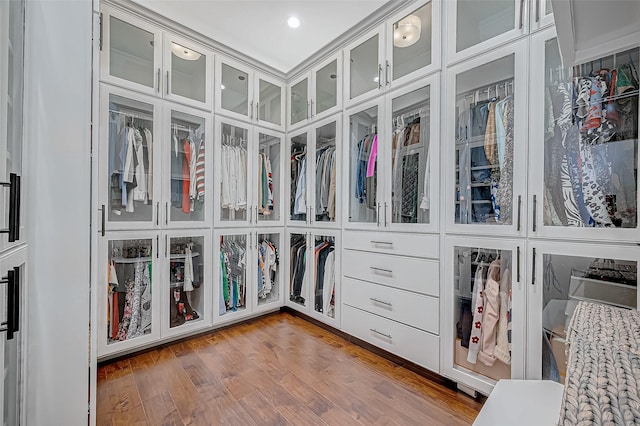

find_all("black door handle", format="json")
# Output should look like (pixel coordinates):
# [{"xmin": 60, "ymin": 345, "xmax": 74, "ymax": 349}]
[
  {"xmin": 0, "ymin": 267, "xmax": 19, "ymax": 340},
  {"xmin": 0, "ymin": 173, "xmax": 21, "ymax": 242}
]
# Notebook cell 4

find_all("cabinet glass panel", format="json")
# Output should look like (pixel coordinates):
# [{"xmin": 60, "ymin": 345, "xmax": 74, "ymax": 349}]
[
  {"xmin": 289, "ymin": 233, "xmax": 307, "ymax": 307},
  {"xmin": 107, "ymin": 239, "xmax": 153, "ymax": 345},
  {"xmin": 454, "ymin": 246, "xmax": 513, "ymax": 381},
  {"xmin": 313, "ymin": 235, "xmax": 336, "ymax": 318},
  {"xmin": 349, "ymin": 105, "xmax": 379, "ymax": 224},
  {"xmin": 221, "ymin": 63, "xmax": 249, "ymax": 116},
  {"xmin": 455, "ymin": 1, "xmax": 515, "ymax": 53},
  {"xmin": 109, "ymin": 16, "xmax": 155, "ymax": 88},
  {"xmin": 455, "ymin": 55, "xmax": 515, "ymax": 225},
  {"xmin": 391, "ymin": 85, "xmax": 431, "ymax": 224},
  {"xmin": 350, "ymin": 34, "xmax": 379, "ymax": 100},
  {"xmin": 545, "ymin": 0, "xmax": 552, "ymax": 16},
  {"xmin": 258, "ymin": 133, "xmax": 281, "ymax": 222},
  {"xmin": 169, "ymin": 110, "xmax": 206, "ymax": 222},
  {"xmin": 168, "ymin": 236, "xmax": 204, "ymax": 328},
  {"xmin": 257, "ymin": 233, "xmax": 280, "ymax": 306},
  {"xmin": 543, "ymin": 40, "xmax": 638, "ymax": 229},
  {"xmin": 258, "ymin": 79, "xmax": 282, "ymax": 126},
  {"xmin": 540, "ymin": 253, "xmax": 637, "ymax": 383},
  {"xmin": 220, "ymin": 123, "xmax": 248, "ymax": 222},
  {"xmin": 315, "ymin": 121, "xmax": 338, "ymax": 223},
  {"xmin": 290, "ymin": 78, "xmax": 308, "ymax": 126},
  {"xmin": 315, "ymin": 59, "xmax": 338, "ymax": 115},
  {"xmin": 107, "ymin": 94, "xmax": 155, "ymax": 223},
  {"xmin": 170, "ymin": 42, "xmax": 206, "ymax": 103},
  {"xmin": 290, "ymin": 133, "xmax": 308, "ymax": 222},
  {"xmin": 392, "ymin": 2, "xmax": 432, "ymax": 80},
  {"xmin": 219, "ymin": 234, "xmax": 247, "ymax": 314}
]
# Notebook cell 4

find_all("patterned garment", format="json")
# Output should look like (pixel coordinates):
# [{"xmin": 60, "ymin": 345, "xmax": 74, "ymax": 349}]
[
  {"xmin": 126, "ymin": 258, "xmax": 145, "ymax": 339},
  {"xmin": 400, "ymin": 153, "xmax": 419, "ymax": 222},
  {"xmin": 496, "ymin": 98, "xmax": 514, "ymax": 225},
  {"xmin": 560, "ymin": 155, "xmax": 584, "ymax": 227},
  {"xmin": 467, "ymin": 266, "xmax": 485, "ymax": 365},
  {"xmin": 484, "ymin": 102, "xmax": 497, "ymax": 165},
  {"xmin": 194, "ymin": 141, "xmax": 205, "ymax": 201},
  {"xmin": 579, "ymin": 144, "xmax": 612, "ymax": 225}
]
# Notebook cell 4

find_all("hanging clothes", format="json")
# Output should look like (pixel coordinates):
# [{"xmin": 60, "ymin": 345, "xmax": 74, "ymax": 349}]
[
  {"xmin": 221, "ymin": 143, "xmax": 248, "ymax": 214},
  {"xmin": 220, "ymin": 237, "xmax": 247, "ymax": 313}
]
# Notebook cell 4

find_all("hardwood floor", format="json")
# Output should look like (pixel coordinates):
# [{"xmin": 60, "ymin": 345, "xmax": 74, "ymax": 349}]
[{"xmin": 97, "ymin": 312, "xmax": 483, "ymax": 425}]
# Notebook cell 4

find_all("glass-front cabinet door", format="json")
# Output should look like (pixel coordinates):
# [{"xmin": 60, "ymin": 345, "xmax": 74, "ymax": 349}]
[
  {"xmin": 384, "ymin": 77, "xmax": 439, "ymax": 232},
  {"xmin": 255, "ymin": 231, "xmax": 282, "ymax": 311},
  {"xmin": 443, "ymin": 237, "xmax": 525, "ymax": 395},
  {"xmin": 310, "ymin": 232, "xmax": 339, "ymax": 326},
  {"xmin": 526, "ymin": 241, "xmax": 640, "ymax": 383},
  {"xmin": 255, "ymin": 129, "xmax": 284, "ymax": 226},
  {"xmin": 288, "ymin": 231, "xmax": 308, "ymax": 310},
  {"xmin": 446, "ymin": 40, "xmax": 529, "ymax": 237},
  {"xmin": 386, "ymin": 0, "xmax": 439, "ymax": 88},
  {"xmin": 257, "ymin": 74, "xmax": 285, "ymax": 131},
  {"xmin": 345, "ymin": 99, "xmax": 383, "ymax": 230},
  {"xmin": 163, "ymin": 34, "xmax": 212, "ymax": 110},
  {"xmin": 289, "ymin": 75, "xmax": 309, "ymax": 129},
  {"xmin": 312, "ymin": 55, "xmax": 342, "ymax": 121},
  {"xmin": 312, "ymin": 116, "xmax": 340, "ymax": 227},
  {"xmin": 531, "ymin": 0, "xmax": 553, "ymax": 32},
  {"xmin": 216, "ymin": 232, "xmax": 249, "ymax": 319},
  {"xmin": 446, "ymin": 0, "xmax": 527, "ymax": 65},
  {"xmin": 165, "ymin": 104, "xmax": 211, "ymax": 229},
  {"xmin": 345, "ymin": 26, "xmax": 384, "ymax": 107},
  {"xmin": 288, "ymin": 129, "xmax": 310, "ymax": 225},
  {"xmin": 162, "ymin": 234, "xmax": 209, "ymax": 337},
  {"xmin": 100, "ymin": 85, "xmax": 161, "ymax": 231},
  {"xmin": 215, "ymin": 118, "xmax": 250, "ymax": 226},
  {"xmin": 216, "ymin": 57, "xmax": 253, "ymax": 122},
  {"xmin": 99, "ymin": 233, "xmax": 159, "ymax": 356},
  {"xmin": 0, "ymin": 0, "xmax": 24, "ymax": 249},
  {"xmin": 530, "ymin": 28, "xmax": 640, "ymax": 242},
  {"xmin": 101, "ymin": 7, "xmax": 162, "ymax": 95}
]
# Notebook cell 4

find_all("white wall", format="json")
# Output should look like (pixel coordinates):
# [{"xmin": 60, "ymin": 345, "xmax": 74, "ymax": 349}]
[{"xmin": 23, "ymin": 0, "xmax": 92, "ymax": 423}]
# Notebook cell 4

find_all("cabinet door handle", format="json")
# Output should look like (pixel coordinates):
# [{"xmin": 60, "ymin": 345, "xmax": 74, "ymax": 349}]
[
  {"xmin": 517, "ymin": 195, "xmax": 522, "ymax": 231},
  {"xmin": 166, "ymin": 71, "xmax": 170, "ymax": 95},
  {"xmin": 0, "ymin": 173, "xmax": 21, "ymax": 242},
  {"xmin": 310, "ymin": 100, "xmax": 314, "ymax": 118},
  {"xmin": 517, "ymin": 246, "xmax": 521, "ymax": 282},
  {"xmin": 370, "ymin": 266, "xmax": 392, "ymax": 274},
  {"xmin": 255, "ymin": 206, "xmax": 259, "ymax": 223},
  {"xmin": 256, "ymin": 102, "xmax": 259, "ymax": 121},
  {"xmin": 157, "ymin": 68, "xmax": 161, "ymax": 93},
  {"xmin": 377, "ymin": 64, "xmax": 383, "ymax": 89},
  {"xmin": 536, "ymin": 0, "xmax": 541, "ymax": 23},
  {"xmin": 165, "ymin": 235, "xmax": 168, "ymax": 257},
  {"xmin": 531, "ymin": 248, "xmax": 536, "ymax": 285},
  {"xmin": 250, "ymin": 100, "xmax": 254, "ymax": 119},
  {"xmin": 376, "ymin": 203, "xmax": 381, "ymax": 227},
  {"xmin": 370, "ymin": 329, "xmax": 392, "ymax": 339},
  {"xmin": 156, "ymin": 202, "xmax": 159, "ymax": 226},
  {"xmin": 156, "ymin": 235, "xmax": 159, "ymax": 259},
  {"xmin": 306, "ymin": 101, "xmax": 310, "ymax": 120},
  {"xmin": 100, "ymin": 204, "xmax": 105, "ymax": 237},
  {"xmin": 371, "ymin": 240, "xmax": 393, "ymax": 246},
  {"xmin": 519, "ymin": 0, "xmax": 525, "ymax": 29},
  {"xmin": 385, "ymin": 60, "xmax": 390, "ymax": 86},
  {"xmin": 370, "ymin": 297, "xmax": 392, "ymax": 307},
  {"xmin": 0, "ymin": 268, "xmax": 19, "ymax": 340},
  {"xmin": 532, "ymin": 195, "xmax": 537, "ymax": 232},
  {"xmin": 165, "ymin": 202, "xmax": 168, "ymax": 225},
  {"xmin": 384, "ymin": 202, "xmax": 388, "ymax": 227}
]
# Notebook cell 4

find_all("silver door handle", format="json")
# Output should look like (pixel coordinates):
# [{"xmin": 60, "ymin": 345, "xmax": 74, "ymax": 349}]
[
  {"xmin": 250, "ymin": 100, "xmax": 254, "ymax": 119},
  {"xmin": 517, "ymin": 195, "xmax": 522, "ymax": 231},
  {"xmin": 166, "ymin": 71, "xmax": 170, "ymax": 95},
  {"xmin": 370, "ymin": 266, "xmax": 392, "ymax": 274},
  {"xmin": 156, "ymin": 202, "xmax": 159, "ymax": 226},
  {"xmin": 384, "ymin": 202, "xmax": 388, "ymax": 227},
  {"xmin": 536, "ymin": 0, "xmax": 541, "ymax": 23},
  {"xmin": 532, "ymin": 194, "xmax": 537, "ymax": 232},
  {"xmin": 156, "ymin": 235, "xmax": 159, "ymax": 259},
  {"xmin": 370, "ymin": 297, "xmax": 392, "ymax": 307},
  {"xmin": 385, "ymin": 60, "xmax": 390, "ymax": 86},
  {"xmin": 256, "ymin": 102, "xmax": 259, "ymax": 121},
  {"xmin": 531, "ymin": 248, "xmax": 537, "ymax": 285},
  {"xmin": 306, "ymin": 101, "xmax": 310, "ymax": 119},
  {"xmin": 377, "ymin": 64, "xmax": 383, "ymax": 89},
  {"xmin": 519, "ymin": 0, "xmax": 525, "ymax": 29},
  {"xmin": 370, "ymin": 329, "xmax": 392, "ymax": 339},
  {"xmin": 371, "ymin": 240, "xmax": 393, "ymax": 246},
  {"xmin": 165, "ymin": 234, "xmax": 168, "ymax": 257},
  {"xmin": 310, "ymin": 100, "xmax": 314, "ymax": 118},
  {"xmin": 377, "ymin": 203, "xmax": 381, "ymax": 227},
  {"xmin": 157, "ymin": 68, "xmax": 161, "ymax": 93},
  {"xmin": 165, "ymin": 202, "xmax": 168, "ymax": 225}
]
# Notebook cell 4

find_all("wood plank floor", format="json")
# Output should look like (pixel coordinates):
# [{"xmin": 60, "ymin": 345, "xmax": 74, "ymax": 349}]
[{"xmin": 97, "ymin": 312, "xmax": 483, "ymax": 425}]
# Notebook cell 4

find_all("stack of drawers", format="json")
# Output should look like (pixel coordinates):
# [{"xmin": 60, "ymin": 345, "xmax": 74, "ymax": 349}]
[{"xmin": 341, "ymin": 230, "xmax": 440, "ymax": 373}]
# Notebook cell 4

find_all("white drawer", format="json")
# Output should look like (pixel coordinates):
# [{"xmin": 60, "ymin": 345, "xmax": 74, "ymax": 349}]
[
  {"xmin": 342, "ymin": 277, "xmax": 439, "ymax": 335},
  {"xmin": 342, "ymin": 250, "xmax": 439, "ymax": 297},
  {"xmin": 342, "ymin": 305, "xmax": 439, "ymax": 373},
  {"xmin": 343, "ymin": 231, "xmax": 439, "ymax": 259}
]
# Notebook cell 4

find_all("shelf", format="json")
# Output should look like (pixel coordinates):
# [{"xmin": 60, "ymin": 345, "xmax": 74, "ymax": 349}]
[
  {"xmin": 111, "ymin": 256, "xmax": 152, "ymax": 263},
  {"xmin": 169, "ymin": 252, "xmax": 200, "ymax": 260}
]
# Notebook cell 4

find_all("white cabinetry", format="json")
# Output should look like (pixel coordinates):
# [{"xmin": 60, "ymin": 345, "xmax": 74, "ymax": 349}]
[
  {"xmin": 215, "ymin": 56, "xmax": 286, "ymax": 131},
  {"xmin": 344, "ymin": 0, "xmax": 440, "ymax": 107},
  {"xmin": 101, "ymin": 6, "xmax": 213, "ymax": 110}
]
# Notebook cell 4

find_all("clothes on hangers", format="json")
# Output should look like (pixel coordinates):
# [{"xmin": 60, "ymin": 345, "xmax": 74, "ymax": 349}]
[
  {"xmin": 313, "ymin": 238, "xmax": 335, "ymax": 317},
  {"xmin": 170, "ymin": 129, "xmax": 205, "ymax": 214},
  {"xmin": 220, "ymin": 237, "xmax": 247, "ymax": 314},
  {"xmin": 289, "ymin": 236, "xmax": 307, "ymax": 304},
  {"xmin": 291, "ymin": 147, "xmax": 307, "ymax": 219},
  {"xmin": 257, "ymin": 239, "xmax": 279, "ymax": 300},
  {"xmin": 354, "ymin": 133, "xmax": 377, "ymax": 208},
  {"xmin": 258, "ymin": 153, "xmax": 274, "ymax": 216},
  {"xmin": 220, "ymin": 143, "xmax": 248, "ymax": 214},
  {"xmin": 315, "ymin": 145, "xmax": 337, "ymax": 220}
]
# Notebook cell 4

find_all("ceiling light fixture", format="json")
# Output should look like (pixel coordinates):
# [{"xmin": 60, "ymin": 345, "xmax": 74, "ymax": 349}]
[
  {"xmin": 171, "ymin": 42, "xmax": 202, "ymax": 61},
  {"xmin": 221, "ymin": 84, "xmax": 226, "ymax": 90},
  {"xmin": 287, "ymin": 16, "xmax": 300, "ymax": 29},
  {"xmin": 393, "ymin": 15, "xmax": 421, "ymax": 48}
]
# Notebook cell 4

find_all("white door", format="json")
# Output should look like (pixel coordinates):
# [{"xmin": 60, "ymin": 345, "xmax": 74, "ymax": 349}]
[
  {"xmin": 288, "ymin": 73, "xmax": 311, "ymax": 130},
  {"xmin": 530, "ymin": 0, "xmax": 553, "ymax": 32},
  {"xmin": 311, "ymin": 114, "xmax": 342, "ymax": 229},
  {"xmin": 529, "ymin": 28, "xmax": 640, "ymax": 242},
  {"xmin": 163, "ymin": 102, "xmax": 212, "ymax": 229},
  {"xmin": 445, "ymin": 39, "xmax": 529, "ymax": 237},
  {"xmin": 287, "ymin": 127, "xmax": 312, "ymax": 227},
  {"xmin": 286, "ymin": 229, "xmax": 310, "ymax": 313},
  {"xmin": 526, "ymin": 240, "xmax": 640, "ymax": 382},
  {"xmin": 344, "ymin": 25, "xmax": 385, "ymax": 108},
  {"xmin": 215, "ymin": 56, "xmax": 254, "ymax": 123},
  {"xmin": 442, "ymin": 236, "xmax": 525, "ymax": 395},
  {"xmin": 312, "ymin": 54, "xmax": 342, "ymax": 122},
  {"xmin": 308, "ymin": 230, "xmax": 341, "ymax": 328},
  {"xmin": 254, "ymin": 229, "xmax": 284, "ymax": 312},
  {"xmin": 214, "ymin": 231, "xmax": 252, "ymax": 323},
  {"xmin": 254, "ymin": 128, "xmax": 285, "ymax": 227},
  {"xmin": 255, "ymin": 72, "xmax": 285, "ymax": 132}
]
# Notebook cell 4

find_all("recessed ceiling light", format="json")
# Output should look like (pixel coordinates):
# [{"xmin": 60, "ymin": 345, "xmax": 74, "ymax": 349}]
[{"xmin": 287, "ymin": 16, "xmax": 300, "ymax": 28}]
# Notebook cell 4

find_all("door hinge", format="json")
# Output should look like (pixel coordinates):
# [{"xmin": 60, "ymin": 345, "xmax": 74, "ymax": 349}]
[{"xmin": 99, "ymin": 13, "xmax": 103, "ymax": 51}]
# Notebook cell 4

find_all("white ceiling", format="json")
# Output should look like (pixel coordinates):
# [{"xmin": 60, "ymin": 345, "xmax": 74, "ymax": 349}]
[{"xmin": 132, "ymin": 0, "xmax": 391, "ymax": 74}]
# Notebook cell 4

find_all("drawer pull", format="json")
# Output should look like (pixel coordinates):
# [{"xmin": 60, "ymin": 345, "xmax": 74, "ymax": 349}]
[
  {"xmin": 370, "ymin": 297, "xmax": 392, "ymax": 307},
  {"xmin": 370, "ymin": 266, "xmax": 392, "ymax": 274},
  {"xmin": 371, "ymin": 240, "xmax": 393, "ymax": 246},
  {"xmin": 370, "ymin": 329, "xmax": 392, "ymax": 339}
]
